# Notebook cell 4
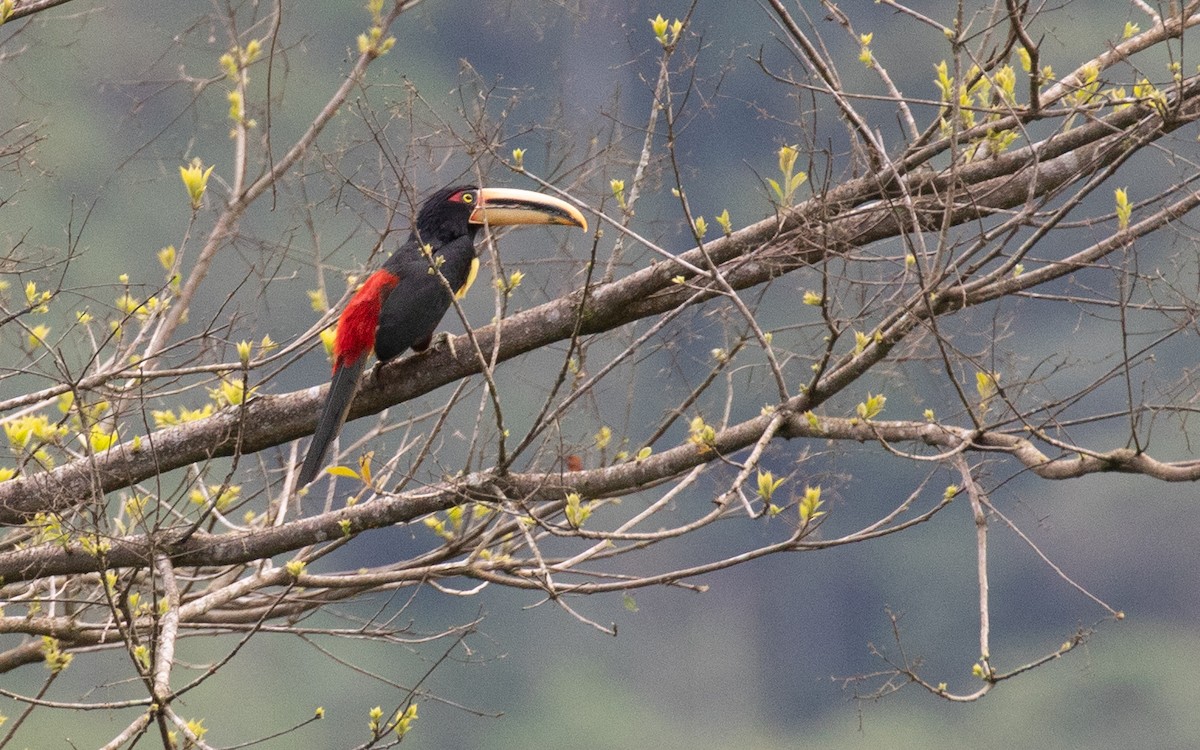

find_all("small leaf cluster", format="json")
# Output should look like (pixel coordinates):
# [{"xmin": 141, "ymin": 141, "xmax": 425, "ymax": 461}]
[
  {"xmin": 41, "ymin": 636, "xmax": 74, "ymax": 673},
  {"xmin": 768, "ymin": 145, "xmax": 807, "ymax": 205},
  {"xmin": 235, "ymin": 335, "xmax": 276, "ymax": 365},
  {"xmin": 325, "ymin": 452, "xmax": 376, "ymax": 489},
  {"xmin": 565, "ymin": 491, "xmax": 598, "ymax": 528},
  {"xmin": 423, "ymin": 505, "xmax": 466, "ymax": 541},
  {"xmin": 189, "ymin": 483, "xmax": 242, "ymax": 512},
  {"xmin": 115, "ymin": 494, "xmax": 151, "ymax": 532},
  {"xmin": 368, "ymin": 703, "xmax": 418, "ymax": 739},
  {"xmin": 858, "ymin": 33, "xmax": 873, "ymax": 67},
  {"xmin": 220, "ymin": 38, "xmax": 263, "ymax": 132},
  {"xmin": 79, "ymin": 532, "xmax": 111, "ymax": 557},
  {"xmin": 649, "ymin": 13, "xmax": 684, "ymax": 48},
  {"xmin": 1132, "ymin": 78, "xmax": 1168, "ymax": 117},
  {"xmin": 687, "ymin": 415, "xmax": 717, "ymax": 452},
  {"xmin": 1114, "ymin": 187, "xmax": 1131, "ymax": 230},
  {"xmin": 358, "ymin": 0, "xmax": 396, "ymax": 57},
  {"xmin": 25, "ymin": 512, "xmax": 70, "ymax": 548},
  {"xmin": 183, "ymin": 718, "xmax": 209, "ymax": 748},
  {"xmin": 1066, "ymin": 64, "xmax": 1102, "ymax": 110},
  {"xmin": 933, "ymin": 60, "xmax": 1036, "ymax": 156},
  {"xmin": 5, "ymin": 413, "xmax": 68, "ymax": 455},
  {"xmin": 20, "ymin": 280, "xmax": 54, "ymax": 349},
  {"xmin": 180, "ymin": 158, "xmax": 215, "ymax": 210},
  {"xmin": 714, "ymin": 209, "xmax": 732, "ymax": 235},
  {"xmin": 975, "ymin": 371, "xmax": 1000, "ymax": 416},
  {"xmin": 758, "ymin": 470, "xmax": 786, "ymax": 515},
  {"xmin": 124, "ymin": 590, "xmax": 166, "ymax": 619},
  {"xmin": 855, "ymin": 393, "xmax": 887, "ymax": 421},
  {"xmin": 494, "ymin": 269, "xmax": 525, "ymax": 297},
  {"xmin": 610, "ymin": 179, "xmax": 626, "ymax": 210},
  {"xmin": 799, "ymin": 485, "xmax": 825, "ymax": 526},
  {"xmin": 208, "ymin": 376, "xmax": 256, "ymax": 407},
  {"xmin": 152, "ymin": 404, "xmax": 214, "ymax": 428},
  {"xmin": 2, "ymin": 392, "xmax": 131, "ymax": 478},
  {"xmin": 114, "ymin": 289, "xmax": 166, "ymax": 322},
  {"xmin": 218, "ymin": 39, "xmax": 262, "ymax": 83},
  {"xmin": 307, "ymin": 288, "xmax": 329, "ymax": 313}
]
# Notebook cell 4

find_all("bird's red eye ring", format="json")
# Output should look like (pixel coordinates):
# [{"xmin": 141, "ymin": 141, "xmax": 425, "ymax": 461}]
[{"xmin": 455, "ymin": 190, "xmax": 475, "ymax": 204}]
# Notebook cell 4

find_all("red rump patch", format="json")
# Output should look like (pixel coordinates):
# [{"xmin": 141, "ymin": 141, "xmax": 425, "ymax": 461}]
[{"xmin": 333, "ymin": 270, "xmax": 400, "ymax": 371}]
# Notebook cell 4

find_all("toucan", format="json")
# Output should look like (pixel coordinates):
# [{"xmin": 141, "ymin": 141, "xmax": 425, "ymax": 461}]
[{"xmin": 297, "ymin": 184, "xmax": 587, "ymax": 487}]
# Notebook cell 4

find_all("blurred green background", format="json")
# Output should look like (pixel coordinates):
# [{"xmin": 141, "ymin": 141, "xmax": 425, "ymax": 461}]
[{"xmin": 3, "ymin": 1, "xmax": 1199, "ymax": 748}]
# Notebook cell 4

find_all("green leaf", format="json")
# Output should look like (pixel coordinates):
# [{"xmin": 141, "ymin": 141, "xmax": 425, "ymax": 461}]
[{"xmin": 767, "ymin": 178, "xmax": 784, "ymax": 203}]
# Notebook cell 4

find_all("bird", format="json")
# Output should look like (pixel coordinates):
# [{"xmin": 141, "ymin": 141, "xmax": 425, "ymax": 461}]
[{"xmin": 297, "ymin": 184, "xmax": 587, "ymax": 487}]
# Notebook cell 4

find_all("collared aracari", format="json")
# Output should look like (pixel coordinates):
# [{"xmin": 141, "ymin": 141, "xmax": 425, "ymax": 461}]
[{"xmin": 297, "ymin": 184, "xmax": 587, "ymax": 487}]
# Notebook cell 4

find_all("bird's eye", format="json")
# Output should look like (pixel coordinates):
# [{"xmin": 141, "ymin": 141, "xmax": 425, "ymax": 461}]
[{"xmin": 460, "ymin": 192, "xmax": 474, "ymax": 204}]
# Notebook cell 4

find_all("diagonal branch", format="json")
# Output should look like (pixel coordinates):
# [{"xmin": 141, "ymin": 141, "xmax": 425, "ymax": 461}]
[{"xmin": 2, "ymin": 75, "xmax": 1198, "ymax": 525}]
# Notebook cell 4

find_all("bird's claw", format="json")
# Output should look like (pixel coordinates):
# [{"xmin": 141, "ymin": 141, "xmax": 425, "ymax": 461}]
[{"xmin": 429, "ymin": 331, "xmax": 457, "ymax": 359}]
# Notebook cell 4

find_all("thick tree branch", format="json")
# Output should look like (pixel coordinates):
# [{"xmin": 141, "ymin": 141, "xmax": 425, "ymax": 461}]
[
  {"xmin": 4, "ymin": 408, "xmax": 1200, "ymax": 586},
  {"xmin": 3, "ymin": 75, "xmax": 1199, "ymax": 523}
]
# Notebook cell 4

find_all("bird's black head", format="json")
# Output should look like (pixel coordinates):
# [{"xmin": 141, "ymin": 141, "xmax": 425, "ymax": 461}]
[
  {"xmin": 412, "ymin": 184, "xmax": 481, "ymax": 247},
  {"xmin": 409, "ymin": 183, "xmax": 587, "ymax": 250}
]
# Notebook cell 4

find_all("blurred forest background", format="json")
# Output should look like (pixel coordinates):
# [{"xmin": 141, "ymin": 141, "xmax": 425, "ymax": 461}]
[{"xmin": 3, "ymin": 0, "xmax": 1200, "ymax": 747}]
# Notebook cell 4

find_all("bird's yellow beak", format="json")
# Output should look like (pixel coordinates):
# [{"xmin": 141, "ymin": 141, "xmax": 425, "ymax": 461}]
[{"xmin": 470, "ymin": 188, "xmax": 588, "ymax": 232}]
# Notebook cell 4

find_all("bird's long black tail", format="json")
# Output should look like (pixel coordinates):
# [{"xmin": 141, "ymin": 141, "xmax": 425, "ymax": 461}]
[{"xmin": 297, "ymin": 356, "xmax": 367, "ymax": 487}]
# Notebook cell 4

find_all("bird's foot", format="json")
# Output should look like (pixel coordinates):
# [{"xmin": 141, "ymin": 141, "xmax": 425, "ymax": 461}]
[{"xmin": 425, "ymin": 331, "xmax": 457, "ymax": 359}]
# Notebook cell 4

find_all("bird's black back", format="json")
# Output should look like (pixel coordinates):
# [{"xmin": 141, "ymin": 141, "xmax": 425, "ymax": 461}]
[{"xmin": 373, "ymin": 189, "xmax": 480, "ymax": 362}]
